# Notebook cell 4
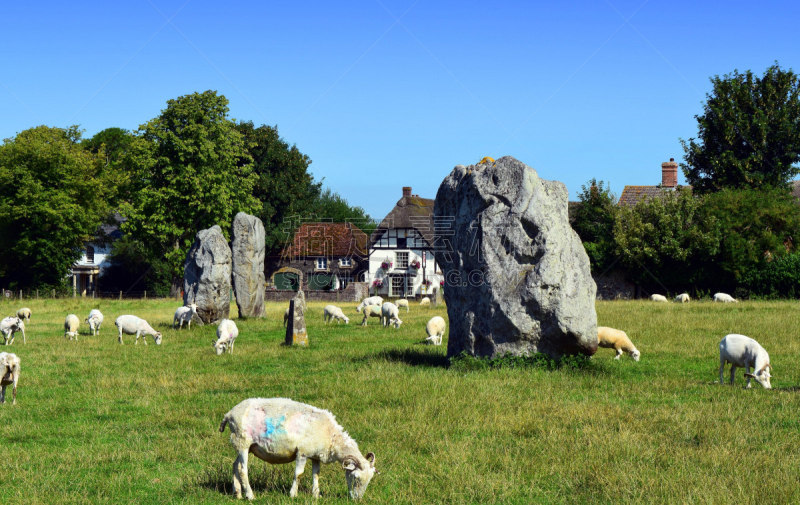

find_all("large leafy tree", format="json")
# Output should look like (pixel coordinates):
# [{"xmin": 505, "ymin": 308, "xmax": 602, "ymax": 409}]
[
  {"xmin": 235, "ymin": 121, "xmax": 321, "ymax": 253},
  {"xmin": 614, "ymin": 189, "xmax": 720, "ymax": 291},
  {"xmin": 681, "ymin": 63, "xmax": 800, "ymax": 193},
  {"xmin": 82, "ymin": 127, "xmax": 134, "ymax": 168},
  {"xmin": 0, "ymin": 126, "xmax": 113, "ymax": 289},
  {"xmin": 120, "ymin": 91, "xmax": 257, "ymax": 294},
  {"xmin": 572, "ymin": 179, "xmax": 617, "ymax": 272}
]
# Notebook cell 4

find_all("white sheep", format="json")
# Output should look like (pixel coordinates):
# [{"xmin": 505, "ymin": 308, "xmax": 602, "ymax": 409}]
[
  {"xmin": 219, "ymin": 397, "xmax": 376, "ymax": 501},
  {"xmin": 173, "ymin": 303, "xmax": 198, "ymax": 329},
  {"xmin": 381, "ymin": 302, "xmax": 403, "ymax": 329},
  {"xmin": 419, "ymin": 297, "xmax": 431, "ymax": 306},
  {"xmin": 16, "ymin": 307, "xmax": 31, "ymax": 322},
  {"xmin": 323, "ymin": 305, "xmax": 349, "ymax": 324},
  {"xmin": 713, "ymin": 292, "xmax": 738, "ymax": 303},
  {"xmin": 424, "ymin": 316, "xmax": 446, "ymax": 345},
  {"xmin": 114, "ymin": 315, "xmax": 162, "ymax": 345},
  {"xmin": 674, "ymin": 293, "xmax": 690, "ymax": 303},
  {"xmin": 214, "ymin": 319, "xmax": 239, "ymax": 355},
  {"xmin": 360, "ymin": 305, "xmax": 382, "ymax": 326},
  {"xmin": 1, "ymin": 317, "xmax": 25, "ymax": 345},
  {"xmin": 0, "ymin": 352, "xmax": 20, "ymax": 405},
  {"xmin": 597, "ymin": 326, "xmax": 640, "ymax": 361},
  {"xmin": 650, "ymin": 294, "xmax": 668, "ymax": 302},
  {"xmin": 64, "ymin": 314, "xmax": 80, "ymax": 341},
  {"xmin": 719, "ymin": 333, "xmax": 771, "ymax": 389},
  {"xmin": 395, "ymin": 299, "xmax": 409, "ymax": 312},
  {"xmin": 356, "ymin": 296, "xmax": 383, "ymax": 313},
  {"xmin": 86, "ymin": 309, "xmax": 104, "ymax": 336}
]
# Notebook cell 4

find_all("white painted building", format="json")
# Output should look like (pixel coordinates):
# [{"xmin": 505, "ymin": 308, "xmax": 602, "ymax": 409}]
[
  {"xmin": 367, "ymin": 187, "xmax": 443, "ymax": 298},
  {"xmin": 70, "ymin": 218, "xmax": 122, "ymax": 296}
]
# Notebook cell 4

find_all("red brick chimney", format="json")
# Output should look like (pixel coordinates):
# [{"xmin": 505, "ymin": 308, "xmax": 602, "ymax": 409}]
[
  {"xmin": 402, "ymin": 186, "xmax": 412, "ymax": 198},
  {"xmin": 661, "ymin": 158, "xmax": 678, "ymax": 188}
]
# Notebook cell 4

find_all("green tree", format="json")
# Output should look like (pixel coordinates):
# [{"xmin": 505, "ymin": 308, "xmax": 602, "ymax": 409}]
[
  {"xmin": 614, "ymin": 189, "xmax": 720, "ymax": 291},
  {"xmin": 82, "ymin": 127, "xmax": 134, "ymax": 168},
  {"xmin": 698, "ymin": 187, "xmax": 800, "ymax": 288},
  {"xmin": 308, "ymin": 187, "xmax": 375, "ymax": 235},
  {"xmin": 120, "ymin": 91, "xmax": 257, "ymax": 294},
  {"xmin": 572, "ymin": 179, "xmax": 617, "ymax": 272},
  {"xmin": 0, "ymin": 126, "xmax": 113, "ymax": 289},
  {"xmin": 235, "ymin": 121, "xmax": 321, "ymax": 254},
  {"xmin": 681, "ymin": 63, "xmax": 800, "ymax": 193}
]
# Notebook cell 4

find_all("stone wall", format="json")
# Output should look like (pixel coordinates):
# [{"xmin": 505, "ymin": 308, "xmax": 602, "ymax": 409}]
[{"xmin": 264, "ymin": 282, "xmax": 369, "ymax": 303}]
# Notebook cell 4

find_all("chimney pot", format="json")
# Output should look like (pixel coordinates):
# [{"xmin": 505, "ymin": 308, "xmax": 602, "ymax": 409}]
[
  {"xmin": 661, "ymin": 159, "xmax": 678, "ymax": 188},
  {"xmin": 402, "ymin": 186, "xmax": 412, "ymax": 198}
]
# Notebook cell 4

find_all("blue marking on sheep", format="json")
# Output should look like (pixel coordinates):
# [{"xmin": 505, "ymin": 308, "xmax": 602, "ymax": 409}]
[{"xmin": 262, "ymin": 415, "xmax": 286, "ymax": 439}]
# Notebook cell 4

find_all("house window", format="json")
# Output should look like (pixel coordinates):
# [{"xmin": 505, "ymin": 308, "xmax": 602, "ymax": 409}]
[
  {"xmin": 315, "ymin": 258, "xmax": 328, "ymax": 270},
  {"xmin": 86, "ymin": 246, "xmax": 95, "ymax": 264},
  {"xmin": 391, "ymin": 276, "xmax": 406, "ymax": 297},
  {"xmin": 339, "ymin": 257, "xmax": 352, "ymax": 268},
  {"xmin": 396, "ymin": 252, "xmax": 409, "ymax": 269}
]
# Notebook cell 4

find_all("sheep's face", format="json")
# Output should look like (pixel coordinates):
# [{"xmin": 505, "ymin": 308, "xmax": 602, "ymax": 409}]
[
  {"xmin": 343, "ymin": 453, "xmax": 376, "ymax": 500},
  {"xmin": 392, "ymin": 318, "xmax": 403, "ymax": 329},
  {"xmin": 342, "ymin": 316, "xmax": 350, "ymax": 324},
  {"xmin": 154, "ymin": 333, "xmax": 163, "ymax": 345},
  {"xmin": 214, "ymin": 341, "xmax": 225, "ymax": 355},
  {"xmin": 745, "ymin": 368, "xmax": 772, "ymax": 389},
  {"xmin": 631, "ymin": 349, "xmax": 641, "ymax": 362}
]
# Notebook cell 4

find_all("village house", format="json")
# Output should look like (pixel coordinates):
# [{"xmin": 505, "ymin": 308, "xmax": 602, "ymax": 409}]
[
  {"xmin": 269, "ymin": 222, "xmax": 368, "ymax": 292},
  {"xmin": 70, "ymin": 220, "xmax": 122, "ymax": 296},
  {"xmin": 367, "ymin": 186, "xmax": 443, "ymax": 298},
  {"xmin": 617, "ymin": 158, "xmax": 688, "ymax": 206}
]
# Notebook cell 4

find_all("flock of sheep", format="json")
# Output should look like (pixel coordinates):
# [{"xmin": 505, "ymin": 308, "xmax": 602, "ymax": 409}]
[{"xmin": 0, "ymin": 290, "xmax": 772, "ymax": 501}]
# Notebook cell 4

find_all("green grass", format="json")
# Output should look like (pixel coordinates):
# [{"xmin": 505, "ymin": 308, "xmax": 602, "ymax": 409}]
[{"xmin": 1, "ymin": 298, "xmax": 799, "ymax": 504}]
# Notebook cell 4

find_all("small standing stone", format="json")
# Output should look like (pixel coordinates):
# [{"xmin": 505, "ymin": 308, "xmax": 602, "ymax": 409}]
[{"xmin": 285, "ymin": 296, "xmax": 309, "ymax": 346}]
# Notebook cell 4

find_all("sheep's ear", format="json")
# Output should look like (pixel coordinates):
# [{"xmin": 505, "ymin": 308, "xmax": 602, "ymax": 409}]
[
  {"xmin": 365, "ymin": 452, "xmax": 375, "ymax": 465},
  {"xmin": 342, "ymin": 457, "xmax": 358, "ymax": 471},
  {"xmin": 744, "ymin": 373, "xmax": 755, "ymax": 378}
]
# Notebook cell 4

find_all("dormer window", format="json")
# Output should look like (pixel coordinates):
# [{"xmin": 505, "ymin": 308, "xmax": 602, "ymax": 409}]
[
  {"xmin": 339, "ymin": 257, "xmax": 352, "ymax": 267},
  {"xmin": 86, "ymin": 245, "xmax": 95, "ymax": 264},
  {"xmin": 316, "ymin": 258, "xmax": 328, "ymax": 270}
]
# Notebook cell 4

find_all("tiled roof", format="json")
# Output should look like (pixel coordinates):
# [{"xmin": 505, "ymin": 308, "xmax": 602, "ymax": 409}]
[
  {"xmin": 618, "ymin": 185, "xmax": 691, "ymax": 207},
  {"xmin": 282, "ymin": 222, "xmax": 368, "ymax": 259},
  {"xmin": 370, "ymin": 194, "xmax": 435, "ymax": 246}
]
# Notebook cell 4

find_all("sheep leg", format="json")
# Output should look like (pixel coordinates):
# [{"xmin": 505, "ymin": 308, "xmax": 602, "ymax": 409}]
[
  {"xmin": 729, "ymin": 365, "xmax": 736, "ymax": 385},
  {"xmin": 118, "ymin": 329, "xmax": 124, "ymax": 345},
  {"xmin": 11, "ymin": 383, "xmax": 15, "ymax": 405},
  {"xmin": 719, "ymin": 360, "xmax": 725, "ymax": 385},
  {"xmin": 233, "ymin": 449, "xmax": 254, "ymax": 500},
  {"xmin": 311, "ymin": 459, "xmax": 321, "ymax": 498},
  {"xmin": 0, "ymin": 385, "xmax": 5, "ymax": 403},
  {"xmin": 290, "ymin": 455, "xmax": 307, "ymax": 497},
  {"xmin": 614, "ymin": 348, "xmax": 623, "ymax": 360},
  {"xmin": 21, "ymin": 329, "xmax": 25, "ymax": 345},
  {"xmin": 744, "ymin": 366, "xmax": 752, "ymax": 389}
]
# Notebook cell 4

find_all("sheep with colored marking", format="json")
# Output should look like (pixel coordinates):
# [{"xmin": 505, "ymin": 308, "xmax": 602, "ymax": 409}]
[
  {"xmin": 0, "ymin": 352, "xmax": 20, "ymax": 405},
  {"xmin": 214, "ymin": 319, "xmax": 239, "ymax": 355},
  {"xmin": 219, "ymin": 397, "xmax": 376, "ymax": 501},
  {"xmin": 356, "ymin": 296, "xmax": 383, "ymax": 313},
  {"xmin": 360, "ymin": 305, "xmax": 382, "ymax": 326},
  {"xmin": 597, "ymin": 326, "xmax": 640, "ymax": 361},
  {"xmin": 381, "ymin": 302, "xmax": 403, "ymax": 329},
  {"xmin": 719, "ymin": 333, "xmax": 771, "ymax": 389}
]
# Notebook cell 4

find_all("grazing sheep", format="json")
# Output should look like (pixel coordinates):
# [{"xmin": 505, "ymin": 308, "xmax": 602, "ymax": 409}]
[
  {"xmin": 16, "ymin": 307, "xmax": 31, "ymax": 322},
  {"xmin": 424, "ymin": 316, "xmax": 446, "ymax": 345},
  {"xmin": 1, "ymin": 317, "xmax": 25, "ymax": 345},
  {"xmin": 419, "ymin": 297, "xmax": 431, "ymax": 307},
  {"xmin": 650, "ymin": 294, "xmax": 668, "ymax": 302},
  {"xmin": 214, "ymin": 319, "xmax": 239, "ymax": 355},
  {"xmin": 597, "ymin": 326, "xmax": 640, "ymax": 361},
  {"xmin": 173, "ymin": 303, "xmax": 198, "ymax": 329},
  {"xmin": 360, "ymin": 305, "xmax": 382, "ymax": 326},
  {"xmin": 0, "ymin": 352, "xmax": 20, "ymax": 405},
  {"xmin": 395, "ymin": 299, "xmax": 409, "ymax": 312},
  {"xmin": 713, "ymin": 292, "xmax": 738, "ymax": 303},
  {"xmin": 381, "ymin": 302, "xmax": 403, "ymax": 329},
  {"xmin": 86, "ymin": 309, "xmax": 104, "ymax": 336},
  {"xmin": 64, "ymin": 314, "xmax": 80, "ymax": 341},
  {"xmin": 219, "ymin": 397, "xmax": 376, "ymax": 501},
  {"xmin": 356, "ymin": 296, "xmax": 383, "ymax": 313},
  {"xmin": 323, "ymin": 305, "xmax": 349, "ymax": 324},
  {"xmin": 674, "ymin": 293, "xmax": 690, "ymax": 303},
  {"xmin": 114, "ymin": 315, "xmax": 162, "ymax": 345},
  {"xmin": 719, "ymin": 333, "xmax": 771, "ymax": 389}
]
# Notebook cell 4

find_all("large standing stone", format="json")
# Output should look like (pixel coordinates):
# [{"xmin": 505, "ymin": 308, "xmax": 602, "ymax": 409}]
[
  {"xmin": 183, "ymin": 225, "xmax": 232, "ymax": 324},
  {"xmin": 231, "ymin": 212, "xmax": 266, "ymax": 318},
  {"xmin": 434, "ymin": 156, "xmax": 597, "ymax": 359}
]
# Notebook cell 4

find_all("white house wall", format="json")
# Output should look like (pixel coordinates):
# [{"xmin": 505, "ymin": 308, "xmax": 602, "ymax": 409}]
[{"xmin": 367, "ymin": 248, "xmax": 442, "ymax": 297}]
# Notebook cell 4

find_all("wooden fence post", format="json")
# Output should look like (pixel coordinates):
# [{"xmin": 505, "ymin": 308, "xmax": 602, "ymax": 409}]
[{"xmin": 119, "ymin": 291, "xmax": 122, "ymax": 300}]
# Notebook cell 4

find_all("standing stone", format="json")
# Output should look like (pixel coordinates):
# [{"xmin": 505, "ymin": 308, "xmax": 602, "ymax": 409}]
[
  {"xmin": 183, "ymin": 225, "xmax": 232, "ymax": 324},
  {"xmin": 285, "ymin": 295, "xmax": 308, "ymax": 346},
  {"xmin": 231, "ymin": 212, "xmax": 266, "ymax": 318},
  {"xmin": 434, "ymin": 156, "xmax": 597, "ymax": 359}
]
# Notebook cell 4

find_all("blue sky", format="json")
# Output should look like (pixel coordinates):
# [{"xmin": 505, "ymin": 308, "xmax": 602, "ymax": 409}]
[{"xmin": 2, "ymin": 1, "xmax": 799, "ymax": 220}]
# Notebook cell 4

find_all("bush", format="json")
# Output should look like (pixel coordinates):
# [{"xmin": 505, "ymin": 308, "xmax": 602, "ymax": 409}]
[{"xmin": 739, "ymin": 253, "xmax": 800, "ymax": 298}]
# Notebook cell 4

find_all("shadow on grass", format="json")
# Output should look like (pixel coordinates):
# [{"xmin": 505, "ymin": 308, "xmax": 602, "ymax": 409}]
[
  {"xmin": 773, "ymin": 386, "xmax": 800, "ymax": 392},
  {"xmin": 197, "ymin": 464, "xmax": 292, "ymax": 497},
  {"xmin": 358, "ymin": 348, "xmax": 450, "ymax": 368}
]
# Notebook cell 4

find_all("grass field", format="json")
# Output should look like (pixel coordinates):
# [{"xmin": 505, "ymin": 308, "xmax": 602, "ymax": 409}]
[{"xmin": 1, "ymin": 297, "xmax": 799, "ymax": 504}]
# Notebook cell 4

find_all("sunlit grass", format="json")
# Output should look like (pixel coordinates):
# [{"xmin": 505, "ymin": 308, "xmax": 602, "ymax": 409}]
[{"xmin": 0, "ymin": 298, "xmax": 799, "ymax": 504}]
